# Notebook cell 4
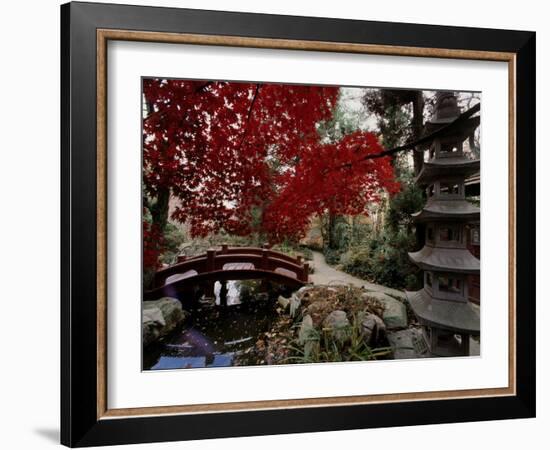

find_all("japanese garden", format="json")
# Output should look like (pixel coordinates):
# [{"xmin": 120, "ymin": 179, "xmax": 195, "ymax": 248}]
[{"xmin": 141, "ymin": 79, "xmax": 481, "ymax": 370}]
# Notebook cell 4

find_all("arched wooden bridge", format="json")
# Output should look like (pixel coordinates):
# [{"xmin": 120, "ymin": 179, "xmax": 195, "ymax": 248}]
[{"xmin": 144, "ymin": 244, "xmax": 309, "ymax": 301}]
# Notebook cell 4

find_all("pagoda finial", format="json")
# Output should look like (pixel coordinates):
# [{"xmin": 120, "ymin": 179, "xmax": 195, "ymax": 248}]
[{"xmin": 431, "ymin": 91, "xmax": 461, "ymax": 124}]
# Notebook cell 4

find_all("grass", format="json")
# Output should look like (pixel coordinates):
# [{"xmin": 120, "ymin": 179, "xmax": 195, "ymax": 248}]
[{"xmin": 282, "ymin": 313, "xmax": 392, "ymax": 364}]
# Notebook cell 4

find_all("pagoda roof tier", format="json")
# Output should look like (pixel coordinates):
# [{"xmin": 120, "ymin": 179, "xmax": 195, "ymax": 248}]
[
  {"xmin": 421, "ymin": 116, "xmax": 480, "ymax": 143},
  {"xmin": 412, "ymin": 199, "xmax": 480, "ymax": 222},
  {"xmin": 415, "ymin": 157, "xmax": 480, "ymax": 185},
  {"xmin": 408, "ymin": 245, "xmax": 480, "ymax": 273},
  {"xmin": 405, "ymin": 289, "xmax": 480, "ymax": 334}
]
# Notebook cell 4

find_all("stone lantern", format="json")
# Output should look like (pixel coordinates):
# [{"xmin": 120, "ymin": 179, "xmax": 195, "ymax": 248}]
[{"xmin": 406, "ymin": 92, "xmax": 480, "ymax": 357}]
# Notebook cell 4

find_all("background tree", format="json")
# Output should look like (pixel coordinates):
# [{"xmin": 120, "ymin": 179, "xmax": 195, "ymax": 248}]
[
  {"xmin": 362, "ymin": 89, "xmax": 425, "ymax": 175},
  {"xmin": 262, "ymin": 131, "xmax": 399, "ymax": 243},
  {"xmin": 316, "ymin": 99, "xmax": 369, "ymax": 251}
]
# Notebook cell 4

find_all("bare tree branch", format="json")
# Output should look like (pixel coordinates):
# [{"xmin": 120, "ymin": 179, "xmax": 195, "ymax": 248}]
[
  {"xmin": 235, "ymin": 84, "xmax": 261, "ymax": 150},
  {"xmin": 336, "ymin": 102, "xmax": 480, "ymax": 169}
]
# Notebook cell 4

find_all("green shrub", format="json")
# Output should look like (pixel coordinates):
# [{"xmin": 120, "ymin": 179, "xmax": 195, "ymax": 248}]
[
  {"xmin": 272, "ymin": 241, "xmax": 313, "ymax": 261},
  {"xmin": 159, "ymin": 223, "xmax": 187, "ymax": 265},
  {"xmin": 323, "ymin": 247, "xmax": 343, "ymax": 265},
  {"xmin": 349, "ymin": 220, "xmax": 372, "ymax": 247},
  {"xmin": 342, "ymin": 229, "xmax": 420, "ymax": 290},
  {"xmin": 404, "ymin": 274, "xmax": 420, "ymax": 291},
  {"xmin": 332, "ymin": 219, "xmax": 351, "ymax": 250},
  {"xmin": 386, "ymin": 182, "xmax": 424, "ymax": 232}
]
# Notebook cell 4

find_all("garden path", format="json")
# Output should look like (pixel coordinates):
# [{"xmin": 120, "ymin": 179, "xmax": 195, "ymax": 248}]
[{"xmin": 309, "ymin": 251, "xmax": 406, "ymax": 300}]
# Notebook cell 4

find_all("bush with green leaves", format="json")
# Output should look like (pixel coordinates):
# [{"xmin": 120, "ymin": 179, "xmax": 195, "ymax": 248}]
[
  {"xmin": 158, "ymin": 223, "xmax": 187, "ymax": 265},
  {"xmin": 321, "ymin": 215, "xmax": 352, "ymax": 264},
  {"xmin": 341, "ymin": 229, "xmax": 420, "ymax": 290},
  {"xmin": 385, "ymin": 181, "xmax": 424, "ymax": 232},
  {"xmin": 272, "ymin": 241, "xmax": 313, "ymax": 261}
]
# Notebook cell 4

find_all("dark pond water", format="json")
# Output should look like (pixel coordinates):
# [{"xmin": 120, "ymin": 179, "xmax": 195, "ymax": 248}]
[{"xmin": 143, "ymin": 280, "xmax": 294, "ymax": 370}]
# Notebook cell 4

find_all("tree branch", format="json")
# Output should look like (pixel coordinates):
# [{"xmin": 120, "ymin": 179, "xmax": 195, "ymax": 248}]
[
  {"xmin": 337, "ymin": 102, "xmax": 480, "ymax": 169},
  {"xmin": 235, "ymin": 84, "xmax": 261, "ymax": 150}
]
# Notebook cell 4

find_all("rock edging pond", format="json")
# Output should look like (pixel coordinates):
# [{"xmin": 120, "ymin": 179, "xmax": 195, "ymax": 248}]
[
  {"xmin": 142, "ymin": 297, "xmax": 188, "ymax": 346},
  {"xmin": 254, "ymin": 285, "xmax": 410, "ymax": 365}
]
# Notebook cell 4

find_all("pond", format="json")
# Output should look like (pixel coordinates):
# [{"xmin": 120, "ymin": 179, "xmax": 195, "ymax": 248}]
[{"xmin": 143, "ymin": 280, "xmax": 294, "ymax": 370}]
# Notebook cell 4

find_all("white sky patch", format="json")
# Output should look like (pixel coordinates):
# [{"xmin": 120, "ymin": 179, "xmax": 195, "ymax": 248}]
[{"xmin": 339, "ymin": 87, "xmax": 378, "ymax": 131}]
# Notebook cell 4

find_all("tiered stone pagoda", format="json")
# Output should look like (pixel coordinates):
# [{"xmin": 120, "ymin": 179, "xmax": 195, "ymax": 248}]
[{"xmin": 406, "ymin": 92, "xmax": 480, "ymax": 357}]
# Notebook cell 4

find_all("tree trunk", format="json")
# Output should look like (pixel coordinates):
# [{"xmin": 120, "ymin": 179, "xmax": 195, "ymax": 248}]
[
  {"xmin": 411, "ymin": 91, "xmax": 426, "ymax": 250},
  {"xmin": 327, "ymin": 213, "xmax": 337, "ymax": 249},
  {"xmin": 151, "ymin": 187, "xmax": 170, "ymax": 233},
  {"xmin": 412, "ymin": 91, "xmax": 425, "ymax": 175}
]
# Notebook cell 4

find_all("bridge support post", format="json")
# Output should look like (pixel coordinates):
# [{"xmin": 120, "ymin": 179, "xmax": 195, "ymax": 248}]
[
  {"xmin": 261, "ymin": 249, "xmax": 269, "ymax": 270},
  {"xmin": 221, "ymin": 244, "xmax": 228, "ymax": 254},
  {"xmin": 207, "ymin": 249, "xmax": 216, "ymax": 271},
  {"xmin": 301, "ymin": 263, "xmax": 309, "ymax": 282},
  {"xmin": 203, "ymin": 249, "xmax": 218, "ymax": 304}
]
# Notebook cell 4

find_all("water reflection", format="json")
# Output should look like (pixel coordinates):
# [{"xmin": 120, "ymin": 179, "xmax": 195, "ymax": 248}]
[
  {"xmin": 144, "ymin": 280, "xmax": 292, "ymax": 370},
  {"xmin": 214, "ymin": 280, "xmax": 240, "ymax": 306}
]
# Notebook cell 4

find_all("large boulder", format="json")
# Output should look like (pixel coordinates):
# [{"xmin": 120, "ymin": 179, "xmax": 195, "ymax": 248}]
[
  {"xmin": 142, "ymin": 297, "xmax": 187, "ymax": 346},
  {"xmin": 298, "ymin": 314, "xmax": 319, "ymax": 358},
  {"xmin": 142, "ymin": 307, "xmax": 165, "ymax": 346},
  {"xmin": 306, "ymin": 299, "xmax": 333, "ymax": 326},
  {"xmin": 323, "ymin": 310, "xmax": 351, "ymax": 343},
  {"xmin": 362, "ymin": 292, "xmax": 407, "ymax": 329},
  {"xmin": 387, "ymin": 328, "xmax": 423, "ymax": 359},
  {"xmin": 359, "ymin": 312, "xmax": 387, "ymax": 347},
  {"xmin": 298, "ymin": 314, "xmax": 314, "ymax": 343}
]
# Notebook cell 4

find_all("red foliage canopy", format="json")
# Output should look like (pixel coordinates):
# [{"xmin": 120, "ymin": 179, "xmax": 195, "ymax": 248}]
[
  {"xmin": 143, "ymin": 79, "xmax": 398, "ymax": 247},
  {"xmin": 262, "ymin": 132, "xmax": 399, "ymax": 241}
]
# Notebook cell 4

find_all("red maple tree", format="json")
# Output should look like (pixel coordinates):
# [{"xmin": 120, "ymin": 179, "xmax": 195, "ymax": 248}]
[
  {"xmin": 143, "ymin": 79, "xmax": 398, "ymax": 269},
  {"xmin": 262, "ymin": 132, "xmax": 399, "ymax": 241}
]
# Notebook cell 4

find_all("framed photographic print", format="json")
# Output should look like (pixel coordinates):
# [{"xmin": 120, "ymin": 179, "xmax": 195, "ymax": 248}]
[{"xmin": 61, "ymin": 1, "xmax": 536, "ymax": 447}]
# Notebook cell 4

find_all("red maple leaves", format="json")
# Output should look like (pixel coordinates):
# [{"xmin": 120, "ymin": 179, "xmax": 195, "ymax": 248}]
[
  {"xmin": 143, "ymin": 79, "xmax": 398, "ymax": 251},
  {"xmin": 262, "ymin": 132, "xmax": 399, "ymax": 241},
  {"xmin": 143, "ymin": 219, "xmax": 164, "ymax": 270}
]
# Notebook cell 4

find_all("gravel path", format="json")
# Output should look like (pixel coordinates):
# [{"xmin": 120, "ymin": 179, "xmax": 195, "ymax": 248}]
[{"xmin": 309, "ymin": 251, "xmax": 406, "ymax": 300}]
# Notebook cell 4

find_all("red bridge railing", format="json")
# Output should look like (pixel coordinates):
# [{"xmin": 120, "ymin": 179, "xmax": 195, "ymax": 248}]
[{"xmin": 147, "ymin": 245, "xmax": 309, "ymax": 299}]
